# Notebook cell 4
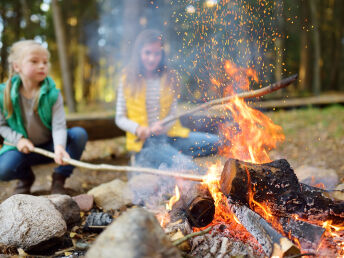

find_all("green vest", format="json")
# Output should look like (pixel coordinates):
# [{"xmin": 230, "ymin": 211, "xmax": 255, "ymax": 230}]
[{"xmin": 0, "ymin": 75, "xmax": 60, "ymax": 155}]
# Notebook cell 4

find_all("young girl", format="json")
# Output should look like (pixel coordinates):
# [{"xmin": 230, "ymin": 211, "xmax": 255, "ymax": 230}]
[
  {"xmin": 0, "ymin": 40, "xmax": 88, "ymax": 195},
  {"xmin": 116, "ymin": 30, "xmax": 220, "ymax": 172}
]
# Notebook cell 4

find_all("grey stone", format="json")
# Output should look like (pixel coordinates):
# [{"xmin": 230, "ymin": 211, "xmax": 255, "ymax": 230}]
[
  {"xmin": 295, "ymin": 165, "xmax": 339, "ymax": 190},
  {"xmin": 45, "ymin": 194, "xmax": 81, "ymax": 226},
  {"xmin": 0, "ymin": 194, "xmax": 66, "ymax": 250},
  {"xmin": 88, "ymin": 179, "xmax": 133, "ymax": 211},
  {"xmin": 86, "ymin": 207, "xmax": 181, "ymax": 258}
]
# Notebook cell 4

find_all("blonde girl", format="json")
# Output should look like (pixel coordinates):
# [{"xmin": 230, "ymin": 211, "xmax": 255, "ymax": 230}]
[{"xmin": 0, "ymin": 40, "xmax": 87, "ymax": 195}]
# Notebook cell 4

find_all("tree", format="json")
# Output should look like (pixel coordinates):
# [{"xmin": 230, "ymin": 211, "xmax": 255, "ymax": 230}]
[
  {"xmin": 309, "ymin": 0, "xmax": 321, "ymax": 95},
  {"xmin": 51, "ymin": 0, "xmax": 76, "ymax": 112}
]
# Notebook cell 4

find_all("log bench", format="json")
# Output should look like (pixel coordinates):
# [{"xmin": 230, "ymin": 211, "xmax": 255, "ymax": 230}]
[{"xmin": 0, "ymin": 113, "xmax": 226, "ymax": 143}]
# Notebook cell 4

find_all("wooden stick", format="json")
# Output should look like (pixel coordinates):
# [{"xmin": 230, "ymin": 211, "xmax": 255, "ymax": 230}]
[
  {"xmin": 161, "ymin": 74, "xmax": 298, "ymax": 126},
  {"xmin": 172, "ymin": 226, "xmax": 213, "ymax": 246},
  {"xmin": 4, "ymin": 142, "xmax": 204, "ymax": 182}
]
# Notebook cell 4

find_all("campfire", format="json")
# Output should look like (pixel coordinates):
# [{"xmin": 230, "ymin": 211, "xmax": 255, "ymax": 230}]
[{"xmin": 158, "ymin": 61, "xmax": 344, "ymax": 257}]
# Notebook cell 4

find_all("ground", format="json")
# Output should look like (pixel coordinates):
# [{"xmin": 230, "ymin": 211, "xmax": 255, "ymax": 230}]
[{"xmin": 0, "ymin": 105, "xmax": 343, "ymax": 202}]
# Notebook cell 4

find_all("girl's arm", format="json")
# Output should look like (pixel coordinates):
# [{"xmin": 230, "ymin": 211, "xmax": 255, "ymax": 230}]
[
  {"xmin": 0, "ymin": 111, "xmax": 34, "ymax": 153},
  {"xmin": 51, "ymin": 93, "xmax": 70, "ymax": 164},
  {"xmin": 0, "ymin": 111, "xmax": 24, "ymax": 144}
]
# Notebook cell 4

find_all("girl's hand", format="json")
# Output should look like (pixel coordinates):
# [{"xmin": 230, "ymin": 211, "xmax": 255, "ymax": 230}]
[
  {"xmin": 150, "ymin": 121, "xmax": 164, "ymax": 135},
  {"xmin": 135, "ymin": 126, "xmax": 151, "ymax": 141},
  {"xmin": 17, "ymin": 138, "xmax": 34, "ymax": 154},
  {"xmin": 54, "ymin": 145, "xmax": 70, "ymax": 165}
]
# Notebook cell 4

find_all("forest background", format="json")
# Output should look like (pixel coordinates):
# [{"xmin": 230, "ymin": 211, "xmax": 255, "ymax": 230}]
[{"xmin": 0, "ymin": 0, "xmax": 343, "ymax": 113}]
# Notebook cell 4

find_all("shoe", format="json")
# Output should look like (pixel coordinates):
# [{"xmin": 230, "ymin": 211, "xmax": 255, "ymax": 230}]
[
  {"xmin": 13, "ymin": 168, "xmax": 35, "ymax": 195},
  {"xmin": 51, "ymin": 173, "xmax": 68, "ymax": 195}
]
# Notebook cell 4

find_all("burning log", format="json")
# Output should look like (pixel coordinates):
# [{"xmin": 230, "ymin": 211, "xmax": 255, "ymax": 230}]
[
  {"xmin": 220, "ymin": 158, "xmax": 344, "ymax": 223},
  {"xmin": 230, "ymin": 202, "xmax": 300, "ymax": 257},
  {"xmin": 278, "ymin": 216, "xmax": 325, "ymax": 250},
  {"xmin": 170, "ymin": 183, "xmax": 215, "ymax": 228}
]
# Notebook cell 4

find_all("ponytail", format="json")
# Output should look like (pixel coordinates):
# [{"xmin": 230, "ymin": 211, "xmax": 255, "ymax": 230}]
[{"xmin": 3, "ymin": 66, "xmax": 14, "ymax": 118}]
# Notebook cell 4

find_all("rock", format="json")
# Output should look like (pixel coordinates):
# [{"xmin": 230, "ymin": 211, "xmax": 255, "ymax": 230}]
[
  {"xmin": 0, "ymin": 194, "xmax": 66, "ymax": 250},
  {"xmin": 295, "ymin": 165, "xmax": 338, "ymax": 190},
  {"xmin": 72, "ymin": 194, "xmax": 94, "ymax": 211},
  {"xmin": 86, "ymin": 207, "xmax": 181, "ymax": 258},
  {"xmin": 88, "ymin": 179, "xmax": 133, "ymax": 211},
  {"xmin": 45, "ymin": 194, "xmax": 80, "ymax": 226},
  {"xmin": 332, "ymin": 184, "xmax": 344, "ymax": 201}
]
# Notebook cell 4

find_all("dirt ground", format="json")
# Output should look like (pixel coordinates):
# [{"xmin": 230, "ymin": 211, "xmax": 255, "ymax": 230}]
[{"xmin": 0, "ymin": 105, "xmax": 343, "ymax": 203}]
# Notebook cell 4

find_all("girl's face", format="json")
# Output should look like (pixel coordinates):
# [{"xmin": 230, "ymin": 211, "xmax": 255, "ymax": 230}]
[
  {"xmin": 14, "ymin": 47, "xmax": 49, "ymax": 85},
  {"xmin": 140, "ymin": 41, "xmax": 162, "ymax": 74}
]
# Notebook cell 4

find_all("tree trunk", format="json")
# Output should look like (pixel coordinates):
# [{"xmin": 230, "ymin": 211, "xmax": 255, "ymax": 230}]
[
  {"xmin": 274, "ymin": 0, "xmax": 284, "ymax": 96},
  {"xmin": 299, "ymin": 0, "xmax": 312, "ymax": 92},
  {"xmin": 309, "ymin": 0, "xmax": 321, "ymax": 95},
  {"xmin": 51, "ymin": 0, "xmax": 76, "ymax": 112},
  {"xmin": 330, "ymin": 0, "xmax": 344, "ymax": 91},
  {"xmin": 0, "ymin": 7, "xmax": 9, "ymax": 81},
  {"xmin": 121, "ymin": 0, "xmax": 143, "ymax": 65}
]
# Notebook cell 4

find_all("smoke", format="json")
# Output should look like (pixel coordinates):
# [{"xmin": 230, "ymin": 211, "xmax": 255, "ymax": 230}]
[{"xmin": 128, "ymin": 135, "xmax": 201, "ymax": 206}]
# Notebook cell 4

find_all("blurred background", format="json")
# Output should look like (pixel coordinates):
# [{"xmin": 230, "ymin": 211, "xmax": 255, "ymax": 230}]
[{"xmin": 0, "ymin": 0, "xmax": 343, "ymax": 113}]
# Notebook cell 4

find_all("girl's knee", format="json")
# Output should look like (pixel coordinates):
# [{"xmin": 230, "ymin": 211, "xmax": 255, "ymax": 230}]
[{"xmin": 69, "ymin": 127, "xmax": 88, "ymax": 146}]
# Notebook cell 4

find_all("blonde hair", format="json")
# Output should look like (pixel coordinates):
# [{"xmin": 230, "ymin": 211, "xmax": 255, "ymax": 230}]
[{"xmin": 4, "ymin": 40, "xmax": 50, "ymax": 118}]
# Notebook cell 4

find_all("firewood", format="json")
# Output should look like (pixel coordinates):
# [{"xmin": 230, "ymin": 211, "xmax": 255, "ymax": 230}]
[
  {"xmin": 277, "ymin": 217, "xmax": 325, "ymax": 250},
  {"xmin": 170, "ymin": 183, "xmax": 215, "ymax": 228},
  {"xmin": 173, "ymin": 226, "xmax": 213, "ymax": 246},
  {"xmin": 219, "ymin": 158, "xmax": 344, "ymax": 223},
  {"xmin": 230, "ymin": 202, "xmax": 300, "ymax": 257}
]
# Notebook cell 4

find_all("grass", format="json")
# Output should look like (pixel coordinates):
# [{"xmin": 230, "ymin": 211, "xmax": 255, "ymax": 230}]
[{"xmin": 268, "ymin": 105, "xmax": 344, "ymax": 140}]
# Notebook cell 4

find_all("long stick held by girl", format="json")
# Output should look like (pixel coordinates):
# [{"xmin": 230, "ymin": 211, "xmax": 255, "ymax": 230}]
[{"xmin": 0, "ymin": 40, "xmax": 88, "ymax": 195}]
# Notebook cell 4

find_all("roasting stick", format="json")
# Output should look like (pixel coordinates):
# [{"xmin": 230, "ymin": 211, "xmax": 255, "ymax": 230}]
[
  {"xmin": 160, "ymin": 74, "xmax": 298, "ymax": 126},
  {"xmin": 4, "ymin": 141, "xmax": 205, "ymax": 182}
]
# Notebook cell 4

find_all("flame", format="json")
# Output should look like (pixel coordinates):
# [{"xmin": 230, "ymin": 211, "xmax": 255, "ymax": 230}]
[
  {"xmin": 166, "ymin": 185, "xmax": 180, "ymax": 211},
  {"xmin": 195, "ymin": 60, "xmax": 344, "ymax": 256},
  {"xmin": 193, "ymin": 61, "xmax": 287, "ymax": 251},
  {"xmin": 218, "ymin": 60, "xmax": 285, "ymax": 164},
  {"xmin": 320, "ymin": 220, "xmax": 344, "ymax": 256},
  {"xmin": 155, "ymin": 209, "xmax": 170, "ymax": 228}
]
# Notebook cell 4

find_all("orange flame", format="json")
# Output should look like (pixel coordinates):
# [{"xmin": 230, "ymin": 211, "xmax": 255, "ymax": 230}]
[
  {"xmin": 197, "ymin": 60, "xmax": 344, "ymax": 256},
  {"xmin": 166, "ymin": 185, "xmax": 180, "ymax": 211},
  {"xmin": 218, "ymin": 60, "xmax": 284, "ymax": 163}
]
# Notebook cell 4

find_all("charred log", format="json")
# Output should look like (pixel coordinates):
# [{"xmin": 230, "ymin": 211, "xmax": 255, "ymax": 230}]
[
  {"xmin": 220, "ymin": 158, "xmax": 344, "ymax": 223},
  {"xmin": 230, "ymin": 202, "xmax": 300, "ymax": 257},
  {"xmin": 278, "ymin": 217, "xmax": 325, "ymax": 250},
  {"xmin": 170, "ymin": 183, "xmax": 215, "ymax": 228}
]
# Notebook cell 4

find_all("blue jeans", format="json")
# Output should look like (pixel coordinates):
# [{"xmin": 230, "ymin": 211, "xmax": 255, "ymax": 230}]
[
  {"xmin": 134, "ymin": 132, "xmax": 220, "ymax": 172},
  {"xmin": 0, "ymin": 127, "xmax": 88, "ymax": 181}
]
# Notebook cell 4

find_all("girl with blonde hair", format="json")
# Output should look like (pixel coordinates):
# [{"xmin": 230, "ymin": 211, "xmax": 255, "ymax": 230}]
[{"xmin": 0, "ymin": 40, "xmax": 87, "ymax": 195}]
